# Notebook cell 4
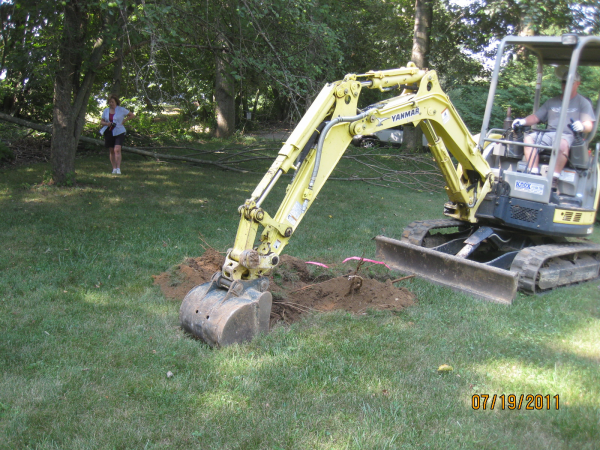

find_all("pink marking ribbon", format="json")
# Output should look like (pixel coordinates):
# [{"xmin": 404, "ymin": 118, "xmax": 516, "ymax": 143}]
[
  {"xmin": 305, "ymin": 261, "xmax": 329, "ymax": 268},
  {"xmin": 342, "ymin": 257, "xmax": 390, "ymax": 269}
]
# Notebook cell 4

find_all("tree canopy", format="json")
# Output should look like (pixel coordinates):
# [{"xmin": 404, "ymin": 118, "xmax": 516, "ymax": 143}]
[{"xmin": 1, "ymin": 0, "xmax": 599, "ymax": 182}]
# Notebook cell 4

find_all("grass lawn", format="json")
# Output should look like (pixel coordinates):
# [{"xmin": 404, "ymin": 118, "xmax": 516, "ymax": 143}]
[{"xmin": 1, "ymin": 146, "xmax": 599, "ymax": 449}]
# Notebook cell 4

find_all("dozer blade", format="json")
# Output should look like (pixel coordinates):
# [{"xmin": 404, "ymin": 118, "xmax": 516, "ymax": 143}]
[
  {"xmin": 375, "ymin": 235, "xmax": 519, "ymax": 304},
  {"xmin": 179, "ymin": 273, "xmax": 272, "ymax": 347}
]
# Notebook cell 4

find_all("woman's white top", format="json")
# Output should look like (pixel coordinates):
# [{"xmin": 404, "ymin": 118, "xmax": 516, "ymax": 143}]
[{"xmin": 100, "ymin": 105, "xmax": 130, "ymax": 136}]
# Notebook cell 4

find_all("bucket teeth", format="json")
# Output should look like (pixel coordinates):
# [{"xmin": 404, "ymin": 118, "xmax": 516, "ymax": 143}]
[{"xmin": 179, "ymin": 276, "xmax": 272, "ymax": 347}]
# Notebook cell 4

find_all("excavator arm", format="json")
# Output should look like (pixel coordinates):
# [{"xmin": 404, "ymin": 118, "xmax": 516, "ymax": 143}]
[
  {"xmin": 223, "ymin": 64, "xmax": 493, "ymax": 283},
  {"xmin": 180, "ymin": 63, "xmax": 494, "ymax": 346}
]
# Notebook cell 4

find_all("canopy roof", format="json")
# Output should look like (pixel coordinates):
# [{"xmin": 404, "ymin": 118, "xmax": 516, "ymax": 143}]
[{"xmin": 503, "ymin": 35, "xmax": 600, "ymax": 67}]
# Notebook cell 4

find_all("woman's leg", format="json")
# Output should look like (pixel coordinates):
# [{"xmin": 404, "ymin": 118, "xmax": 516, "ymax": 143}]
[
  {"xmin": 113, "ymin": 145, "xmax": 122, "ymax": 169},
  {"xmin": 109, "ymin": 146, "xmax": 116, "ymax": 170},
  {"xmin": 113, "ymin": 145, "xmax": 122, "ymax": 173}
]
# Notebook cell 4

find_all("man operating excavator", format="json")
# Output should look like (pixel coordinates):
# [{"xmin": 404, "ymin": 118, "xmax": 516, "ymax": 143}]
[{"xmin": 512, "ymin": 68, "xmax": 596, "ymax": 192}]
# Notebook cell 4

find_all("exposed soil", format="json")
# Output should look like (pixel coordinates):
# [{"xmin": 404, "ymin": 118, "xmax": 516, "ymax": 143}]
[{"xmin": 153, "ymin": 248, "xmax": 415, "ymax": 326}]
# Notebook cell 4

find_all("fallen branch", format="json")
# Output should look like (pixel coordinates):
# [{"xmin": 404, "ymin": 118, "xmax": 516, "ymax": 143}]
[
  {"xmin": 391, "ymin": 275, "xmax": 415, "ymax": 283},
  {"xmin": 0, "ymin": 112, "xmax": 445, "ymax": 191},
  {"xmin": 0, "ymin": 112, "xmax": 248, "ymax": 173},
  {"xmin": 272, "ymin": 301, "xmax": 320, "ymax": 313},
  {"xmin": 272, "ymin": 302, "xmax": 307, "ymax": 313},
  {"xmin": 289, "ymin": 283, "xmax": 321, "ymax": 293}
]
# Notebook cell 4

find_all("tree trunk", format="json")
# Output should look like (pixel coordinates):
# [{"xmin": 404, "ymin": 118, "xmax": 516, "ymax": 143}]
[
  {"xmin": 411, "ymin": 0, "xmax": 432, "ymax": 69},
  {"xmin": 518, "ymin": 9, "xmax": 535, "ymax": 37},
  {"xmin": 215, "ymin": 50, "xmax": 235, "ymax": 138},
  {"xmin": 51, "ymin": 4, "xmax": 82, "ymax": 184},
  {"xmin": 51, "ymin": 72, "xmax": 79, "ymax": 184},
  {"xmin": 111, "ymin": 36, "xmax": 124, "ymax": 97},
  {"xmin": 50, "ymin": 2, "xmax": 109, "ymax": 184},
  {"xmin": 404, "ymin": 0, "xmax": 433, "ymax": 152}
]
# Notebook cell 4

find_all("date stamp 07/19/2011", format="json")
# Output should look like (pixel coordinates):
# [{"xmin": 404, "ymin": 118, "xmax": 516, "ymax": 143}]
[{"xmin": 472, "ymin": 394, "xmax": 560, "ymax": 411}]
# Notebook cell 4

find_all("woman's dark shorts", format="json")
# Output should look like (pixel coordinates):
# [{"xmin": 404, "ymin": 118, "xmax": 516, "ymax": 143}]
[{"xmin": 104, "ymin": 129, "xmax": 125, "ymax": 148}]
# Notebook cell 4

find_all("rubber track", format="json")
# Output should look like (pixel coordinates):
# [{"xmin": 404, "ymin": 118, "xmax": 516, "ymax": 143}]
[
  {"xmin": 401, "ymin": 219, "xmax": 467, "ymax": 246},
  {"xmin": 510, "ymin": 242, "xmax": 600, "ymax": 294}
]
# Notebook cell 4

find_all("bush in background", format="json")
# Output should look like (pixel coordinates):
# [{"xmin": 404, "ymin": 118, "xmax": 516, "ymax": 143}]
[{"xmin": 0, "ymin": 141, "xmax": 15, "ymax": 163}]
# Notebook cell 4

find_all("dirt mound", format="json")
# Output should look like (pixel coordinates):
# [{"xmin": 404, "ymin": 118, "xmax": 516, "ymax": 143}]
[
  {"xmin": 151, "ymin": 248, "xmax": 224, "ymax": 301},
  {"xmin": 153, "ymin": 249, "xmax": 415, "ymax": 325}
]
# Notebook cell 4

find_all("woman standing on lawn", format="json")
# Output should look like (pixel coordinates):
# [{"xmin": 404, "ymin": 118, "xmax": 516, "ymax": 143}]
[{"xmin": 99, "ymin": 95, "xmax": 135, "ymax": 175}]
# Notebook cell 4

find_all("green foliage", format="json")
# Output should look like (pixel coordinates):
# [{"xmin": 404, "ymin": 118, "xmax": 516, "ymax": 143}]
[
  {"xmin": 86, "ymin": 95, "xmax": 104, "ymax": 122},
  {"xmin": 577, "ymin": 66, "xmax": 600, "ymax": 103},
  {"xmin": 448, "ymin": 0, "xmax": 596, "ymax": 57},
  {"xmin": 448, "ymin": 85, "xmax": 505, "ymax": 133},
  {"xmin": 131, "ymin": 111, "xmax": 210, "ymax": 144},
  {"xmin": 0, "ymin": 141, "xmax": 14, "ymax": 163},
  {"xmin": 0, "ymin": 122, "xmax": 27, "ymax": 142},
  {"xmin": 41, "ymin": 170, "xmax": 53, "ymax": 186},
  {"xmin": 64, "ymin": 171, "xmax": 76, "ymax": 187},
  {"xmin": 0, "ymin": 1, "xmax": 57, "ymax": 120},
  {"xmin": 1, "ymin": 0, "xmax": 599, "ymax": 136}
]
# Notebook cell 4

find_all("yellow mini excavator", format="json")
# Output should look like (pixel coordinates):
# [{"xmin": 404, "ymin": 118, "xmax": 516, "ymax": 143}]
[{"xmin": 180, "ymin": 35, "xmax": 600, "ymax": 347}]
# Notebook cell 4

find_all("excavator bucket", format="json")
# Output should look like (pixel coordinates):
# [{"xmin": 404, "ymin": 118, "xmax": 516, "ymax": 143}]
[
  {"xmin": 375, "ymin": 235, "xmax": 519, "ymax": 304},
  {"xmin": 179, "ymin": 273, "xmax": 272, "ymax": 347}
]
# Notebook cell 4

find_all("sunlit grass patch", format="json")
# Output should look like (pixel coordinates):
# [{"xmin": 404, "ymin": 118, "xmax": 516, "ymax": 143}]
[{"xmin": 552, "ymin": 320, "xmax": 600, "ymax": 359}]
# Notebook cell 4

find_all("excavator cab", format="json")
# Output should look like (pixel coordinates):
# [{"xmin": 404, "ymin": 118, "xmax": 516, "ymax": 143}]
[{"xmin": 478, "ymin": 34, "xmax": 600, "ymax": 221}]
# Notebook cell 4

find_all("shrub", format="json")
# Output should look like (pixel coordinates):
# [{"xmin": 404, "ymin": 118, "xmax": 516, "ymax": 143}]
[{"xmin": 0, "ymin": 141, "xmax": 15, "ymax": 163}]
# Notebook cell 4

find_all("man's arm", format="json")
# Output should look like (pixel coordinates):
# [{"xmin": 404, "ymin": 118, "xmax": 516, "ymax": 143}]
[
  {"xmin": 570, "ymin": 120, "xmax": 592, "ymax": 133},
  {"xmin": 523, "ymin": 114, "xmax": 542, "ymax": 126},
  {"xmin": 513, "ymin": 114, "xmax": 541, "ymax": 128}
]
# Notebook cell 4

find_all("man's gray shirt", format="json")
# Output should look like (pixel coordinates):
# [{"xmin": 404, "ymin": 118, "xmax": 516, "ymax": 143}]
[{"xmin": 534, "ymin": 94, "xmax": 595, "ymax": 135}]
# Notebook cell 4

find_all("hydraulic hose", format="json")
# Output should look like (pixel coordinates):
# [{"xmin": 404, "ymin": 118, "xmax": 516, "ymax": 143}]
[
  {"xmin": 302, "ymin": 110, "xmax": 372, "ymax": 213},
  {"xmin": 308, "ymin": 110, "xmax": 371, "ymax": 191}
]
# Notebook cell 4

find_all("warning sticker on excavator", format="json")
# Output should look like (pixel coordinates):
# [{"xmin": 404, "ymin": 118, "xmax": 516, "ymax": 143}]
[
  {"xmin": 287, "ymin": 201, "xmax": 303, "ymax": 227},
  {"xmin": 441, "ymin": 108, "xmax": 450, "ymax": 124},
  {"xmin": 515, "ymin": 180, "xmax": 544, "ymax": 195}
]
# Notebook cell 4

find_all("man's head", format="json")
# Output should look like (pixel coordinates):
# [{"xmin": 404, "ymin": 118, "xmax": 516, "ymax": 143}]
[
  {"xmin": 560, "ymin": 69, "xmax": 581, "ymax": 99},
  {"xmin": 561, "ymin": 70, "xmax": 581, "ymax": 82}
]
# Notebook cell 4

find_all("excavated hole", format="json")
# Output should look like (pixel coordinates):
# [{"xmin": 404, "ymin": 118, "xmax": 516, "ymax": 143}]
[{"xmin": 153, "ymin": 248, "xmax": 416, "ymax": 326}]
